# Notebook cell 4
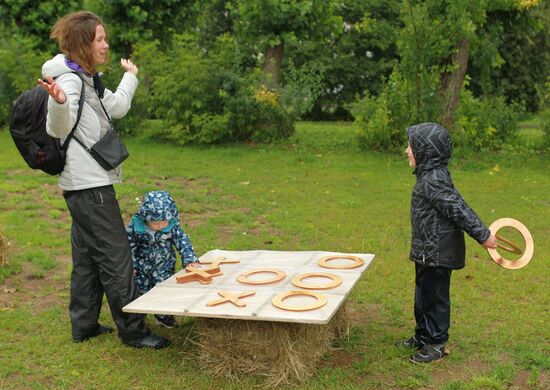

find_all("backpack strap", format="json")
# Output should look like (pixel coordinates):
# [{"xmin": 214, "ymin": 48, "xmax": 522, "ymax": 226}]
[{"xmin": 60, "ymin": 72, "xmax": 86, "ymax": 150}]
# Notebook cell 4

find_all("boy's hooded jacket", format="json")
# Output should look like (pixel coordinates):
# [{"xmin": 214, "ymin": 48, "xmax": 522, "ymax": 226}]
[
  {"xmin": 127, "ymin": 191, "xmax": 198, "ymax": 292},
  {"xmin": 407, "ymin": 123, "xmax": 490, "ymax": 269}
]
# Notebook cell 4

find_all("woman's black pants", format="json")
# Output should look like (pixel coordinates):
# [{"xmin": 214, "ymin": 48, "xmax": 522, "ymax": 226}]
[
  {"xmin": 414, "ymin": 262, "xmax": 452, "ymax": 345},
  {"xmin": 63, "ymin": 185, "xmax": 149, "ymax": 342}
]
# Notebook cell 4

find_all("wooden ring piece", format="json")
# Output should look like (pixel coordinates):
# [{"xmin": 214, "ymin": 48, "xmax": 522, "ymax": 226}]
[
  {"xmin": 487, "ymin": 218, "xmax": 534, "ymax": 270},
  {"xmin": 237, "ymin": 268, "xmax": 286, "ymax": 285},
  {"xmin": 272, "ymin": 290, "xmax": 328, "ymax": 311},
  {"xmin": 291, "ymin": 273, "xmax": 342, "ymax": 290},
  {"xmin": 317, "ymin": 255, "xmax": 364, "ymax": 269}
]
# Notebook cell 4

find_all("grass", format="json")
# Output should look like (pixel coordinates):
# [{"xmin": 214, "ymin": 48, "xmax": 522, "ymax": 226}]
[{"xmin": 0, "ymin": 121, "xmax": 549, "ymax": 389}]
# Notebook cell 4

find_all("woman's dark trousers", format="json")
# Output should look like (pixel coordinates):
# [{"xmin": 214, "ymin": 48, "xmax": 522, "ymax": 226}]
[{"xmin": 63, "ymin": 185, "xmax": 149, "ymax": 342}]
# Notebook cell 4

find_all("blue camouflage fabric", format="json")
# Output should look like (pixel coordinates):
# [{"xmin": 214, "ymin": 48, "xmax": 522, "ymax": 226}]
[
  {"xmin": 407, "ymin": 123, "xmax": 490, "ymax": 269},
  {"xmin": 127, "ymin": 191, "xmax": 199, "ymax": 293}
]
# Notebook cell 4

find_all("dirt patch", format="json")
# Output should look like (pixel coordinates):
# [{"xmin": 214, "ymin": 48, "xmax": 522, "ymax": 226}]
[
  {"xmin": 321, "ymin": 349, "xmax": 364, "ymax": 369},
  {"xmin": 0, "ymin": 254, "xmax": 70, "ymax": 314}
]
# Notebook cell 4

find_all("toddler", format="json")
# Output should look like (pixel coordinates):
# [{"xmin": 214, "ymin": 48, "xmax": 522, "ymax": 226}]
[{"xmin": 127, "ymin": 191, "xmax": 199, "ymax": 328}]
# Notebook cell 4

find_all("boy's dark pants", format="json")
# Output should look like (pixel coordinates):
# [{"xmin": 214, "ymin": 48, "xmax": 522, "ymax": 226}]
[
  {"xmin": 414, "ymin": 263, "xmax": 452, "ymax": 345},
  {"xmin": 63, "ymin": 185, "xmax": 150, "ymax": 342}
]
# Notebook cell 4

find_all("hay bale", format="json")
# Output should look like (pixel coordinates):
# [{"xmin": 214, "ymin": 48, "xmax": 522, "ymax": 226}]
[
  {"xmin": 0, "ymin": 228, "xmax": 7, "ymax": 267},
  {"xmin": 195, "ymin": 302, "xmax": 350, "ymax": 387}
]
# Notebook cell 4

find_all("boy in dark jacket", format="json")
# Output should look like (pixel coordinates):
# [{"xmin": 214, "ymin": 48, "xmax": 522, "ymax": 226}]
[{"xmin": 398, "ymin": 123, "xmax": 497, "ymax": 363}]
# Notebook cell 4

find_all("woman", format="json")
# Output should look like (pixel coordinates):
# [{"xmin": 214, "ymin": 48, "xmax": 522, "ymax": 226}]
[{"xmin": 38, "ymin": 11, "xmax": 169, "ymax": 349}]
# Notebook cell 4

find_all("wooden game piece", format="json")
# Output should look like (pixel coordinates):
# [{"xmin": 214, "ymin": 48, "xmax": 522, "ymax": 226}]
[
  {"xmin": 271, "ymin": 290, "xmax": 328, "ymax": 311},
  {"xmin": 200, "ymin": 256, "xmax": 241, "ymax": 267},
  {"xmin": 176, "ymin": 264, "xmax": 222, "ymax": 284},
  {"xmin": 237, "ymin": 268, "xmax": 286, "ymax": 285},
  {"xmin": 207, "ymin": 291, "xmax": 256, "ymax": 307},
  {"xmin": 291, "ymin": 272, "xmax": 342, "ymax": 290},
  {"xmin": 317, "ymin": 255, "xmax": 364, "ymax": 269},
  {"xmin": 487, "ymin": 218, "xmax": 534, "ymax": 270}
]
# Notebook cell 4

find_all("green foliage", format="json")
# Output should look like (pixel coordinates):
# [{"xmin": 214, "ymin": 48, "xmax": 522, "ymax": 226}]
[
  {"xmin": 469, "ymin": 1, "xmax": 550, "ymax": 112},
  {"xmin": 0, "ymin": 25, "xmax": 50, "ymax": 125},
  {"xmin": 132, "ymin": 34, "xmax": 295, "ymax": 144},
  {"xmin": 538, "ymin": 77, "xmax": 550, "ymax": 149},
  {"xmin": 288, "ymin": 0, "xmax": 402, "ymax": 120},
  {"xmin": 99, "ymin": 0, "xmax": 196, "ymax": 55},
  {"xmin": 454, "ymin": 90, "xmax": 521, "ymax": 150},
  {"xmin": 230, "ymin": 0, "xmax": 342, "ymax": 48},
  {"xmin": 351, "ymin": 69, "xmax": 436, "ymax": 151},
  {"xmin": 0, "ymin": 0, "xmax": 81, "ymax": 50}
]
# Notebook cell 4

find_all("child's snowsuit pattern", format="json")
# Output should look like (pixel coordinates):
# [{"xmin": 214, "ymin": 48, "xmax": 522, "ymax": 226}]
[{"xmin": 127, "ymin": 191, "xmax": 198, "ymax": 293}]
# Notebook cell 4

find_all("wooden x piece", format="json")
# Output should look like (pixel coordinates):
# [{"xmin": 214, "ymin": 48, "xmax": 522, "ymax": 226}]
[
  {"xmin": 200, "ymin": 256, "xmax": 240, "ymax": 267},
  {"xmin": 207, "ymin": 290, "xmax": 256, "ymax": 307},
  {"xmin": 176, "ymin": 264, "xmax": 222, "ymax": 284}
]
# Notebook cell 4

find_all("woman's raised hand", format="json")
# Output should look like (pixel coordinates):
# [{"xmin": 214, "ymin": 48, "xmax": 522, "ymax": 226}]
[
  {"xmin": 120, "ymin": 58, "xmax": 138, "ymax": 76},
  {"xmin": 37, "ymin": 77, "xmax": 66, "ymax": 104}
]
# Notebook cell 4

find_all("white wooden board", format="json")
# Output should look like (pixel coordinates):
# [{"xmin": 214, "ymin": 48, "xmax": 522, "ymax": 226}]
[{"xmin": 123, "ymin": 249, "xmax": 375, "ymax": 324}]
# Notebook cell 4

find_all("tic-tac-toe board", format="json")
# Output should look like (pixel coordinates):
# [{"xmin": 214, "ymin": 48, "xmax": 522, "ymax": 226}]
[{"xmin": 123, "ymin": 249, "xmax": 375, "ymax": 324}]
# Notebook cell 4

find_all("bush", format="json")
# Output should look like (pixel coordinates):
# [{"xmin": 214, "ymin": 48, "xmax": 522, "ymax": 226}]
[
  {"xmin": 351, "ymin": 70, "xmax": 419, "ymax": 151},
  {"xmin": 538, "ymin": 77, "xmax": 550, "ymax": 150},
  {"xmin": 132, "ymin": 34, "xmax": 296, "ymax": 144},
  {"xmin": 454, "ymin": 90, "xmax": 521, "ymax": 151},
  {"xmin": 0, "ymin": 26, "xmax": 49, "ymax": 125}
]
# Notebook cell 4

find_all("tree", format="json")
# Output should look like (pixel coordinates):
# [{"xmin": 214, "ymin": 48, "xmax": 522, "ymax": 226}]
[
  {"xmin": 99, "ymin": 0, "xmax": 196, "ymax": 56},
  {"xmin": 0, "ymin": 0, "xmax": 82, "ymax": 51},
  {"xmin": 468, "ymin": 1, "xmax": 550, "ymax": 112},
  {"xmin": 285, "ymin": 0, "xmax": 401, "ymax": 119},
  {"xmin": 399, "ymin": 0, "xmax": 543, "ymax": 128},
  {"xmin": 230, "ymin": 0, "xmax": 342, "ymax": 88}
]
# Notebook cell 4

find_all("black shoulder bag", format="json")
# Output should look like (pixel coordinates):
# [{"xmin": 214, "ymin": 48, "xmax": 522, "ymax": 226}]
[{"xmin": 73, "ymin": 76, "xmax": 129, "ymax": 171}]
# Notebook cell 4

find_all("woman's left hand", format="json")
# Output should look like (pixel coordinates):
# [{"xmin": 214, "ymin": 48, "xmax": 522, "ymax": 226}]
[{"xmin": 120, "ymin": 58, "xmax": 138, "ymax": 76}]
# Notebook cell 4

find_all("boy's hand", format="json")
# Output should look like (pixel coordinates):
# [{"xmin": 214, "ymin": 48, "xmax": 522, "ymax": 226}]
[
  {"xmin": 187, "ymin": 262, "xmax": 201, "ymax": 269},
  {"xmin": 482, "ymin": 233, "xmax": 498, "ymax": 249}
]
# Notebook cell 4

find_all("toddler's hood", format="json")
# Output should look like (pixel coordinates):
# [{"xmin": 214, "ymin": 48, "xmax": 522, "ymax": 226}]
[
  {"xmin": 133, "ymin": 191, "xmax": 180, "ymax": 233},
  {"xmin": 406, "ymin": 122, "xmax": 452, "ymax": 174}
]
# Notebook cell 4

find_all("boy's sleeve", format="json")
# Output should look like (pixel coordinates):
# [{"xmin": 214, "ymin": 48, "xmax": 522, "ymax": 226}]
[
  {"xmin": 126, "ymin": 221, "xmax": 139, "ymax": 269},
  {"xmin": 173, "ymin": 224, "xmax": 199, "ymax": 267},
  {"xmin": 423, "ymin": 178, "xmax": 491, "ymax": 244}
]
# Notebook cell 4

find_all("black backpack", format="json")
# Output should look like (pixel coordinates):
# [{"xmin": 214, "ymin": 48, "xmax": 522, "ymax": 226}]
[{"xmin": 8, "ymin": 74, "xmax": 85, "ymax": 175}]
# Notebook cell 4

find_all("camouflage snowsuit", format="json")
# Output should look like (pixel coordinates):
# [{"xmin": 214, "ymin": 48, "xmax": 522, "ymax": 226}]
[{"xmin": 127, "ymin": 191, "xmax": 198, "ymax": 294}]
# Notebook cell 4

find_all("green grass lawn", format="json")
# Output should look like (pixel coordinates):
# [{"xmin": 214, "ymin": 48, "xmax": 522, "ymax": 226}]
[{"xmin": 0, "ymin": 122, "xmax": 549, "ymax": 389}]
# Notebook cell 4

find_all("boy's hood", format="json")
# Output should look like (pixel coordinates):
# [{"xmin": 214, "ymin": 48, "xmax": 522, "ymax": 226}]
[
  {"xmin": 133, "ymin": 191, "xmax": 180, "ymax": 233},
  {"xmin": 406, "ymin": 122, "xmax": 452, "ymax": 175},
  {"xmin": 42, "ymin": 54, "xmax": 72, "ymax": 79}
]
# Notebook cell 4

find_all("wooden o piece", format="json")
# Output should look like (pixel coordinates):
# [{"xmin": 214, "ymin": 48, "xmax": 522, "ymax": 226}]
[
  {"xmin": 487, "ymin": 218, "xmax": 534, "ymax": 270},
  {"xmin": 291, "ymin": 273, "xmax": 342, "ymax": 290},
  {"xmin": 237, "ymin": 268, "xmax": 286, "ymax": 285},
  {"xmin": 272, "ymin": 290, "xmax": 328, "ymax": 311},
  {"xmin": 317, "ymin": 255, "xmax": 364, "ymax": 269}
]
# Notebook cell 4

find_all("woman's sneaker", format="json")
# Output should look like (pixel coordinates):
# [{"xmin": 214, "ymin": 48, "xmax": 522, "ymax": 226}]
[
  {"xmin": 410, "ymin": 343, "xmax": 445, "ymax": 364},
  {"xmin": 155, "ymin": 315, "xmax": 178, "ymax": 328},
  {"xmin": 394, "ymin": 335, "xmax": 424, "ymax": 350}
]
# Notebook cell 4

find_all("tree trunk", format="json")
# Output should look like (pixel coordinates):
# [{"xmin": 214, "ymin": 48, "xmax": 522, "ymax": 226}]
[
  {"xmin": 264, "ymin": 43, "xmax": 284, "ymax": 88},
  {"xmin": 440, "ymin": 38, "xmax": 470, "ymax": 129}
]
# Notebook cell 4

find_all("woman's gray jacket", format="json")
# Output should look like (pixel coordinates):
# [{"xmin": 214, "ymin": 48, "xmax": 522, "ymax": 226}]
[{"xmin": 42, "ymin": 54, "xmax": 138, "ymax": 191}]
